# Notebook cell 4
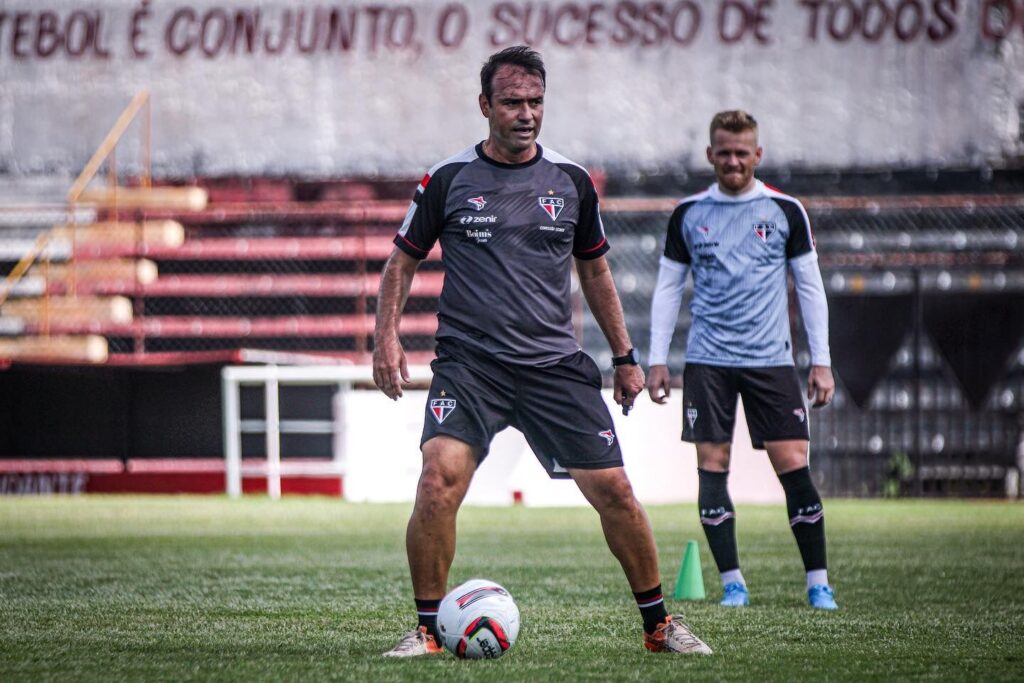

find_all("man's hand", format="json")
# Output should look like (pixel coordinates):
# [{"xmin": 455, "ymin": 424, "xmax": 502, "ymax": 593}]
[
  {"xmin": 373, "ymin": 336, "xmax": 410, "ymax": 400},
  {"xmin": 807, "ymin": 365, "xmax": 835, "ymax": 408},
  {"xmin": 646, "ymin": 364, "xmax": 672, "ymax": 404},
  {"xmin": 614, "ymin": 364, "xmax": 645, "ymax": 415}
]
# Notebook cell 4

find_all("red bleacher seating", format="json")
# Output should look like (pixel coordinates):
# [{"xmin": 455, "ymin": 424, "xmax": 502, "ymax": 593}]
[{"xmin": 1, "ymin": 186, "xmax": 444, "ymax": 367}]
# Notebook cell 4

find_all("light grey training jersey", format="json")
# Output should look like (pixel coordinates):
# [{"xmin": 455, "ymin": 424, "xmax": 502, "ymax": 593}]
[
  {"xmin": 395, "ymin": 143, "xmax": 609, "ymax": 365},
  {"xmin": 663, "ymin": 180, "xmax": 815, "ymax": 367}
]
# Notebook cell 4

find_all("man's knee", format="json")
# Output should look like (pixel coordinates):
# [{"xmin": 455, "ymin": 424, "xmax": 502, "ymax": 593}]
[
  {"xmin": 766, "ymin": 440, "xmax": 809, "ymax": 474},
  {"xmin": 697, "ymin": 443, "xmax": 731, "ymax": 471},
  {"xmin": 416, "ymin": 437, "xmax": 477, "ymax": 511},
  {"xmin": 573, "ymin": 467, "xmax": 641, "ymax": 514}
]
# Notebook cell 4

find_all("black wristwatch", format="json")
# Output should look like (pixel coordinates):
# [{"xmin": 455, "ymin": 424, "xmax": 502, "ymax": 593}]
[{"xmin": 612, "ymin": 348, "xmax": 640, "ymax": 367}]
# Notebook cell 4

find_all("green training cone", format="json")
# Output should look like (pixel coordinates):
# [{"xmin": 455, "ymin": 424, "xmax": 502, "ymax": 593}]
[{"xmin": 673, "ymin": 539, "xmax": 706, "ymax": 600}]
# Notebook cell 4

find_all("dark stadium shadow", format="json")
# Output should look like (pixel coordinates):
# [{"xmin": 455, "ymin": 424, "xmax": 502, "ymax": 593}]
[
  {"xmin": 924, "ymin": 293, "xmax": 1024, "ymax": 409},
  {"xmin": 829, "ymin": 294, "xmax": 913, "ymax": 408}
]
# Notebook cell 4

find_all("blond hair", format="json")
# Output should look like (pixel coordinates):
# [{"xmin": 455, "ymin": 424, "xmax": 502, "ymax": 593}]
[{"xmin": 709, "ymin": 110, "xmax": 758, "ymax": 142}]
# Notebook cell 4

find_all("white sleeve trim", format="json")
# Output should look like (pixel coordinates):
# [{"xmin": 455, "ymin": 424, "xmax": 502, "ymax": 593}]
[
  {"xmin": 789, "ymin": 251, "xmax": 831, "ymax": 366},
  {"xmin": 648, "ymin": 256, "xmax": 689, "ymax": 366}
]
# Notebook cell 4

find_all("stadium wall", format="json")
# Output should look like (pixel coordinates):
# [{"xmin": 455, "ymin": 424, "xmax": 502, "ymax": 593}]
[
  {"xmin": 1, "ymin": 1, "xmax": 1023, "ymax": 180},
  {"xmin": 0, "ymin": 366, "xmax": 783, "ymax": 504}
]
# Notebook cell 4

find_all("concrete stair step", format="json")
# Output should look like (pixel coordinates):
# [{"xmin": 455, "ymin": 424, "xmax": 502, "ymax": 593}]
[
  {"xmin": 1, "ymin": 295, "xmax": 133, "ymax": 324},
  {"xmin": 0, "ymin": 334, "xmax": 108, "ymax": 363},
  {"xmin": 77, "ymin": 186, "xmax": 208, "ymax": 211}
]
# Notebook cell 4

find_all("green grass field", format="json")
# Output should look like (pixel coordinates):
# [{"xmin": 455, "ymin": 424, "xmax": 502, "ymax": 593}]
[{"xmin": 1, "ymin": 497, "xmax": 1022, "ymax": 681}]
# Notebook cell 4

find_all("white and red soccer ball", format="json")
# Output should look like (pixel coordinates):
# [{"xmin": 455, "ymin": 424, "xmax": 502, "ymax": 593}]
[{"xmin": 437, "ymin": 579, "xmax": 520, "ymax": 659}]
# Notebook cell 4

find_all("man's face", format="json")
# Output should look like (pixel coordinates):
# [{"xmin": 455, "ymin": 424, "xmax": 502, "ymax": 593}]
[
  {"xmin": 707, "ymin": 128, "xmax": 762, "ymax": 195},
  {"xmin": 479, "ymin": 64, "xmax": 544, "ymax": 158}
]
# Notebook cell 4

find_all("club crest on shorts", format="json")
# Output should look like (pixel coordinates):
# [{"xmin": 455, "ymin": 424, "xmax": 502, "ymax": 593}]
[
  {"xmin": 753, "ymin": 221, "xmax": 776, "ymax": 241},
  {"xmin": 430, "ymin": 398, "xmax": 457, "ymax": 424},
  {"xmin": 598, "ymin": 429, "xmax": 615, "ymax": 446},
  {"xmin": 686, "ymin": 407, "xmax": 699, "ymax": 429},
  {"xmin": 538, "ymin": 196, "xmax": 564, "ymax": 220},
  {"xmin": 793, "ymin": 408, "xmax": 806, "ymax": 423},
  {"xmin": 467, "ymin": 196, "xmax": 487, "ymax": 211}
]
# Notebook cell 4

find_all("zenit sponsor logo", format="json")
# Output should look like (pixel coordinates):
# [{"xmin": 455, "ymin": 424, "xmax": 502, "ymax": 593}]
[
  {"xmin": 538, "ymin": 225, "xmax": 565, "ymax": 233},
  {"xmin": 460, "ymin": 215, "xmax": 498, "ymax": 224}
]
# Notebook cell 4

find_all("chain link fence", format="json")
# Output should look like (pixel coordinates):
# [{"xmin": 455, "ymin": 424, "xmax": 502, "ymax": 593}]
[
  {"xmin": 592, "ymin": 198, "xmax": 1024, "ymax": 497},
  {"xmin": 2, "ymin": 194, "xmax": 1023, "ymax": 496}
]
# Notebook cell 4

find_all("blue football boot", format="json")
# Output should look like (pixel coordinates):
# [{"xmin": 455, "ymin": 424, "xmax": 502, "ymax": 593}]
[
  {"xmin": 720, "ymin": 582, "xmax": 750, "ymax": 607},
  {"xmin": 808, "ymin": 584, "xmax": 838, "ymax": 610}
]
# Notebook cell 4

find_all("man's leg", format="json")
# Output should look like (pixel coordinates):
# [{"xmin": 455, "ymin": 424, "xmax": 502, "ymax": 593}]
[
  {"xmin": 696, "ymin": 443, "xmax": 748, "ymax": 606},
  {"xmin": 570, "ymin": 466, "xmax": 711, "ymax": 654},
  {"xmin": 765, "ymin": 440, "xmax": 836, "ymax": 609},
  {"xmin": 383, "ymin": 435, "xmax": 479, "ymax": 657},
  {"xmin": 570, "ymin": 466, "xmax": 661, "ymax": 593},
  {"xmin": 408, "ymin": 435, "xmax": 480, "ymax": 599}
]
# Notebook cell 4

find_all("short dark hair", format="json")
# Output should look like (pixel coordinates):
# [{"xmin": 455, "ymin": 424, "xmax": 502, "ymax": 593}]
[
  {"xmin": 480, "ymin": 46, "xmax": 546, "ymax": 103},
  {"xmin": 709, "ymin": 110, "xmax": 758, "ymax": 141}
]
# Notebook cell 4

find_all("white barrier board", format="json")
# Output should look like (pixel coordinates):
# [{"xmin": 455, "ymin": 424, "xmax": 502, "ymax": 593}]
[{"xmin": 341, "ymin": 388, "xmax": 783, "ymax": 506}]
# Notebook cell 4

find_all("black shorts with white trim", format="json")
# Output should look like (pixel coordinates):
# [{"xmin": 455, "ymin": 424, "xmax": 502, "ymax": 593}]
[
  {"xmin": 681, "ymin": 363, "xmax": 810, "ymax": 449},
  {"xmin": 420, "ymin": 338, "xmax": 623, "ymax": 478}
]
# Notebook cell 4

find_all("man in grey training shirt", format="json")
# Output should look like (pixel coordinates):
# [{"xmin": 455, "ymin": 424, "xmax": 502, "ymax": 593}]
[
  {"xmin": 647, "ymin": 110, "xmax": 838, "ymax": 610},
  {"xmin": 374, "ymin": 46, "xmax": 710, "ymax": 657}
]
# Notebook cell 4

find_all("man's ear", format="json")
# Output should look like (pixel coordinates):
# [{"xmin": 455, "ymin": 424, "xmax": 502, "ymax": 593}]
[{"xmin": 479, "ymin": 93, "xmax": 490, "ymax": 118}]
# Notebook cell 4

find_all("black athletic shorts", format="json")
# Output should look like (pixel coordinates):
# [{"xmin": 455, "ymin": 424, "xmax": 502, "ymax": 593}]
[
  {"xmin": 682, "ymin": 363, "xmax": 810, "ymax": 449},
  {"xmin": 420, "ymin": 338, "xmax": 623, "ymax": 479}
]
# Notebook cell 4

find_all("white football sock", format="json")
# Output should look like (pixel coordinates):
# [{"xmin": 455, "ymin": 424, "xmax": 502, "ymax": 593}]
[
  {"xmin": 721, "ymin": 569, "xmax": 746, "ymax": 587},
  {"xmin": 806, "ymin": 569, "xmax": 829, "ymax": 589}
]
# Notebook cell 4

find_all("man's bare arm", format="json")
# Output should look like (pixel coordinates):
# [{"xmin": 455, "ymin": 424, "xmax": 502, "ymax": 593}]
[
  {"xmin": 373, "ymin": 248, "xmax": 420, "ymax": 400},
  {"xmin": 576, "ymin": 256, "xmax": 644, "ymax": 414}
]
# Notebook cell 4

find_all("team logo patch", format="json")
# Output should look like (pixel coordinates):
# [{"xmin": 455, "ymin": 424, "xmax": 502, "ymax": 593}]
[
  {"xmin": 430, "ymin": 398, "xmax": 457, "ymax": 424},
  {"xmin": 599, "ymin": 429, "xmax": 615, "ymax": 446},
  {"xmin": 467, "ymin": 196, "xmax": 487, "ymax": 211},
  {"xmin": 753, "ymin": 221, "xmax": 776, "ymax": 241},
  {"xmin": 686, "ymin": 408, "xmax": 698, "ymax": 429},
  {"xmin": 538, "ymin": 196, "xmax": 564, "ymax": 220},
  {"xmin": 793, "ymin": 408, "xmax": 806, "ymax": 423},
  {"xmin": 697, "ymin": 225, "xmax": 710, "ymax": 237}
]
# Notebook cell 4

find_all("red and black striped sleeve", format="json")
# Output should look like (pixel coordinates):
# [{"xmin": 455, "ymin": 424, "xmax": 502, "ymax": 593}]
[
  {"xmin": 558, "ymin": 163, "xmax": 609, "ymax": 260},
  {"xmin": 394, "ymin": 162, "xmax": 467, "ymax": 259}
]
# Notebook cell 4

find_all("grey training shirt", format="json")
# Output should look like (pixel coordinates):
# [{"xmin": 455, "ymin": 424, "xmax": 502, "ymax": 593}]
[
  {"xmin": 394, "ymin": 143, "xmax": 609, "ymax": 365},
  {"xmin": 662, "ymin": 180, "xmax": 816, "ymax": 367}
]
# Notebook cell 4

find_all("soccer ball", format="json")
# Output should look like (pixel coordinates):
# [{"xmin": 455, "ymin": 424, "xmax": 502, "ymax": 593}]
[{"xmin": 436, "ymin": 578, "xmax": 520, "ymax": 659}]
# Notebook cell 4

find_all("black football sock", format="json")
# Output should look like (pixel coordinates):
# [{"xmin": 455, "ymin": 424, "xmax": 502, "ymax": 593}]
[
  {"xmin": 697, "ymin": 468, "xmax": 740, "ymax": 573},
  {"xmin": 633, "ymin": 585, "xmax": 669, "ymax": 634},
  {"xmin": 779, "ymin": 466, "xmax": 828, "ymax": 572},
  {"xmin": 415, "ymin": 598, "xmax": 441, "ymax": 640}
]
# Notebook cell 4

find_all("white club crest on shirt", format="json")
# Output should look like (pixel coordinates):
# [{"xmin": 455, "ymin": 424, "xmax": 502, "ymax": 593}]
[
  {"xmin": 538, "ymin": 196, "xmax": 564, "ymax": 220},
  {"xmin": 467, "ymin": 196, "xmax": 487, "ymax": 211},
  {"xmin": 753, "ymin": 221, "xmax": 776, "ymax": 241}
]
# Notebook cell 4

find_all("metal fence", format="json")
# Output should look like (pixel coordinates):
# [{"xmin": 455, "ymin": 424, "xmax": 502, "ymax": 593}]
[
  {"xmin": 592, "ymin": 197, "xmax": 1024, "ymax": 497},
  {"xmin": 2, "ymin": 194, "xmax": 1023, "ymax": 496}
]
